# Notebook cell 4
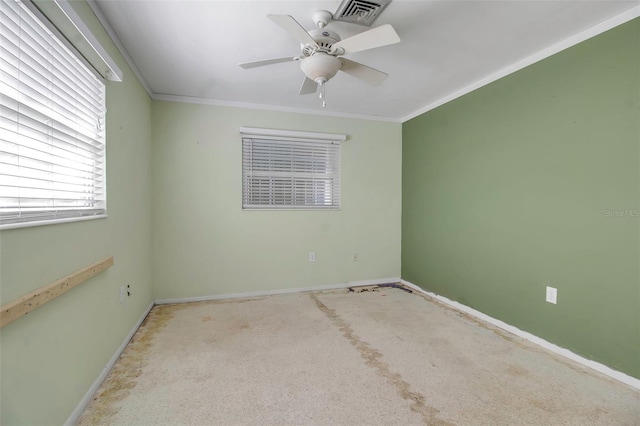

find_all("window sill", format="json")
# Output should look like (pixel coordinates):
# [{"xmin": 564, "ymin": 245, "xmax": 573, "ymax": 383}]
[
  {"xmin": 242, "ymin": 207, "xmax": 341, "ymax": 211},
  {"xmin": 0, "ymin": 214, "xmax": 108, "ymax": 231}
]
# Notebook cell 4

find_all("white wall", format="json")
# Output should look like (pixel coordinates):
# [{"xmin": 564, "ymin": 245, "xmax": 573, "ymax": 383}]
[
  {"xmin": 0, "ymin": 1, "xmax": 153, "ymax": 424},
  {"xmin": 152, "ymin": 101, "xmax": 402, "ymax": 299}
]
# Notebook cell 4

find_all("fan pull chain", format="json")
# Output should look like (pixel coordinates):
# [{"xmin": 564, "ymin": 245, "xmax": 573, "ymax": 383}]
[{"xmin": 319, "ymin": 81, "xmax": 326, "ymax": 108}]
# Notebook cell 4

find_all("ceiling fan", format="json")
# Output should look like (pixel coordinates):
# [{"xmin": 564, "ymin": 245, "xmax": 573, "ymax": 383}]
[{"xmin": 238, "ymin": 10, "xmax": 401, "ymax": 107}]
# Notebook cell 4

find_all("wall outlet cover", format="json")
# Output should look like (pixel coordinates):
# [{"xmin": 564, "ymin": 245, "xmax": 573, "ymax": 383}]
[{"xmin": 546, "ymin": 286, "xmax": 558, "ymax": 304}]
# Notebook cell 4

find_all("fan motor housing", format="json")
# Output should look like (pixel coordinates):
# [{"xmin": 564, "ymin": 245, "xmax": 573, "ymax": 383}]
[{"xmin": 302, "ymin": 29, "xmax": 341, "ymax": 56}]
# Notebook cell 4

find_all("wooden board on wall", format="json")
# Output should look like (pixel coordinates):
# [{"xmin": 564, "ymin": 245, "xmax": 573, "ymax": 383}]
[{"xmin": 0, "ymin": 256, "xmax": 114, "ymax": 328}]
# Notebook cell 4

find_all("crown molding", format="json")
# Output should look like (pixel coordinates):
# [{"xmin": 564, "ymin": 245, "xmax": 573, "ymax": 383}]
[
  {"xmin": 401, "ymin": 5, "xmax": 640, "ymax": 123},
  {"xmin": 152, "ymin": 93, "xmax": 402, "ymax": 123},
  {"xmin": 86, "ymin": 0, "xmax": 153, "ymax": 96}
]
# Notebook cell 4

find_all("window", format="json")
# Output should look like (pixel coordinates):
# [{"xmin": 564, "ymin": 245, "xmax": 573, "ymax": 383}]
[
  {"xmin": 241, "ymin": 127, "xmax": 345, "ymax": 209},
  {"xmin": 0, "ymin": 0, "xmax": 107, "ymax": 229}
]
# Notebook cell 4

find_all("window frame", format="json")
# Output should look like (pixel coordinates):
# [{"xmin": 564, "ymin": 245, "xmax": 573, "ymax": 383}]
[{"xmin": 241, "ymin": 127, "xmax": 346, "ymax": 211}]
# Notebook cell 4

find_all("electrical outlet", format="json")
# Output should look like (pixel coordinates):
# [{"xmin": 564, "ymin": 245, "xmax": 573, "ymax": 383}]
[
  {"xmin": 308, "ymin": 252, "xmax": 316, "ymax": 262},
  {"xmin": 352, "ymin": 253, "xmax": 358, "ymax": 262},
  {"xmin": 119, "ymin": 285, "xmax": 126, "ymax": 304},
  {"xmin": 546, "ymin": 286, "xmax": 557, "ymax": 304}
]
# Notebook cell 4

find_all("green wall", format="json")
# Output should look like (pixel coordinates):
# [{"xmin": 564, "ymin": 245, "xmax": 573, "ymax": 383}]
[
  {"xmin": 152, "ymin": 102, "xmax": 402, "ymax": 300},
  {"xmin": 0, "ymin": 1, "xmax": 154, "ymax": 424},
  {"xmin": 402, "ymin": 19, "xmax": 640, "ymax": 378}
]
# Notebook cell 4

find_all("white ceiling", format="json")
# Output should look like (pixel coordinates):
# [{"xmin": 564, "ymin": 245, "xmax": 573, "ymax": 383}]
[{"xmin": 91, "ymin": 0, "xmax": 639, "ymax": 121}]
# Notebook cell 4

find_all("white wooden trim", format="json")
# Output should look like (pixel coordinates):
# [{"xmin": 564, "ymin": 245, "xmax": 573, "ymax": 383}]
[
  {"xmin": 64, "ymin": 301, "xmax": 155, "ymax": 426},
  {"xmin": 85, "ymin": 0, "xmax": 153, "ymax": 95},
  {"xmin": 400, "ymin": 279, "xmax": 640, "ymax": 390},
  {"xmin": 50, "ymin": 0, "xmax": 123, "ymax": 81},
  {"xmin": 155, "ymin": 277, "xmax": 401, "ymax": 305},
  {"xmin": 0, "ymin": 214, "xmax": 107, "ymax": 231},
  {"xmin": 240, "ymin": 127, "xmax": 347, "ymax": 142},
  {"xmin": 152, "ymin": 93, "xmax": 402, "ymax": 123},
  {"xmin": 32, "ymin": 0, "xmax": 122, "ymax": 81},
  {"xmin": 401, "ymin": 5, "xmax": 640, "ymax": 123}
]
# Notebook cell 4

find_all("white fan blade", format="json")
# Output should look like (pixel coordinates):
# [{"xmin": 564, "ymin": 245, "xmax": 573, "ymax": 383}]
[
  {"xmin": 299, "ymin": 77, "xmax": 318, "ymax": 95},
  {"xmin": 239, "ymin": 57, "xmax": 297, "ymax": 69},
  {"xmin": 340, "ymin": 58, "xmax": 388, "ymax": 86},
  {"xmin": 268, "ymin": 14, "xmax": 318, "ymax": 47},
  {"xmin": 333, "ymin": 24, "xmax": 400, "ymax": 54}
]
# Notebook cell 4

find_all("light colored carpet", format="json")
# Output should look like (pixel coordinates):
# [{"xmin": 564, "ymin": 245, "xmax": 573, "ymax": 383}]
[{"xmin": 78, "ymin": 286, "xmax": 639, "ymax": 425}]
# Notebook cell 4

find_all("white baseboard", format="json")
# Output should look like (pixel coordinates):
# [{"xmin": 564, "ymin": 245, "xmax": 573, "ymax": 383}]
[
  {"xmin": 400, "ymin": 280, "xmax": 640, "ymax": 390},
  {"xmin": 155, "ymin": 277, "xmax": 401, "ymax": 305},
  {"xmin": 64, "ymin": 301, "xmax": 155, "ymax": 426}
]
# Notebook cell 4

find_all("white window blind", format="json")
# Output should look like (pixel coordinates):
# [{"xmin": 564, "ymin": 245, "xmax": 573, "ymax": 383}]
[
  {"xmin": 242, "ymin": 128, "xmax": 343, "ymax": 209},
  {"xmin": 0, "ymin": 0, "xmax": 106, "ymax": 229}
]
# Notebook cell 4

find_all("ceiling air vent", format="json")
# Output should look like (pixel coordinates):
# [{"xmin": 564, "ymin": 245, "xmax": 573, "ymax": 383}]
[{"xmin": 333, "ymin": 0, "xmax": 392, "ymax": 27}]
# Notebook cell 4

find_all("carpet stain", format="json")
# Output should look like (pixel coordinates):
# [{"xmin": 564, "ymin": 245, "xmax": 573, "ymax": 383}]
[
  {"xmin": 529, "ymin": 397, "xmax": 558, "ymax": 413},
  {"xmin": 310, "ymin": 293, "xmax": 454, "ymax": 426},
  {"xmin": 506, "ymin": 364, "xmax": 530, "ymax": 377},
  {"xmin": 77, "ymin": 304, "xmax": 179, "ymax": 425},
  {"xmin": 226, "ymin": 321, "xmax": 250, "ymax": 333}
]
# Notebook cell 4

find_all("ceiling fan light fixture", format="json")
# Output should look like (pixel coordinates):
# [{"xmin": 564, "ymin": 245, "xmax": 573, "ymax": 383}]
[{"xmin": 299, "ymin": 53, "xmax": 342, "ymax": 83}]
